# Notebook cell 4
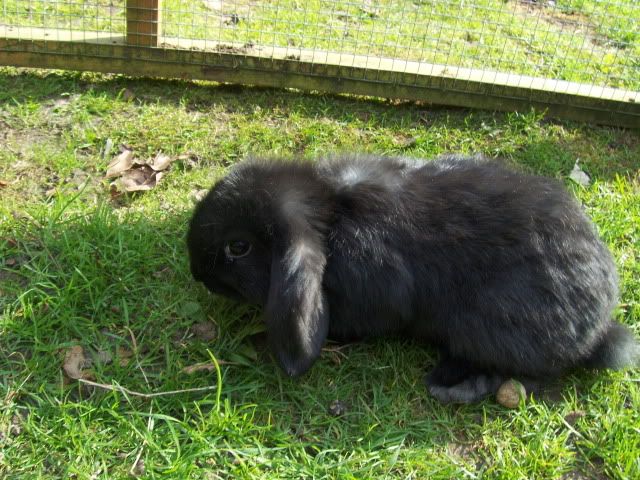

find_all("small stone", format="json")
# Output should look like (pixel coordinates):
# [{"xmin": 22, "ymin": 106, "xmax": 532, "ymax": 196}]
[
  {"xmin": 496, "ymin": 379, "xmax": 526, "ymax": 408},
  {"xmin": 328, "ymin": 399, "xmax": 347, "ymax": 417}
]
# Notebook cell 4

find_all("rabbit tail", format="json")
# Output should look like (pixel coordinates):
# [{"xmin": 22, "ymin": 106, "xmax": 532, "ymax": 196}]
[{"xmin": 584, "ymin": 322, "xmax": 639, "ymax": 370}]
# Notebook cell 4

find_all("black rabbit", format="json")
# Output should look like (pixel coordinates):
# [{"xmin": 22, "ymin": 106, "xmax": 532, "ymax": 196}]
[{"xmin": 187, "ymin": 154, "xmax": 638, "ymax": 403}]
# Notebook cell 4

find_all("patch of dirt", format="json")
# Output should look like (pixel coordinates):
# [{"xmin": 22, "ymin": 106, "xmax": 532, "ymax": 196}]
[
  {"xmin": 607, "ymin": 130, "xmax": 640, "ymax": 150},
  {"xmin": 3, "ymin": 128, "xmax": 55, "ymax": 160},
  {"xmin": 560, "ymin": 463, "xmax": 610, "ymax": 480},
  {"xmin": 512, "ymin": 1, "xmax": 620, "ymax": 51},
  {"xmin": 1, "ymin": 116, "xmax": 104, "ymax": 203}
]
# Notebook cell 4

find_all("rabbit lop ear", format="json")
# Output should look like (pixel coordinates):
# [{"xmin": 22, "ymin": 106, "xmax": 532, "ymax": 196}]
[{"xmin": 265, "ymin": 194, "xmax": 330, "ymax": 377}]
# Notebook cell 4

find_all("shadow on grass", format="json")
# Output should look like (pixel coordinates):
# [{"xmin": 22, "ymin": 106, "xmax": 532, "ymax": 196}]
[
  {"xmin": 1, "ymin": 203, "xmax": 452, "ymax": 451},
  {"xmin": 1, "ymin": 69, "xmax": 639, "ymax": 181},
  {"xmin": 1, "ymin": 196, "xmax": 603, "ymax": 460},
  {"xmin": 1, "ymin": 192, "xmax": 611, "ymax": 409}
]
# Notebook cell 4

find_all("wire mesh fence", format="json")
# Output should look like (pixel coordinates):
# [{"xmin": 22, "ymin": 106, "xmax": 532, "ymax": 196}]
[{"xmin": 1, "ymin": 1, "xmax": 639, "ymax": 126}]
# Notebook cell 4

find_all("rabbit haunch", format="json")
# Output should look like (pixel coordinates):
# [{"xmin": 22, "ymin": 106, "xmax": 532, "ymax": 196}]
[{"xmin": 187, "ymin": 154, "xmax": 639, "ymax": 403}]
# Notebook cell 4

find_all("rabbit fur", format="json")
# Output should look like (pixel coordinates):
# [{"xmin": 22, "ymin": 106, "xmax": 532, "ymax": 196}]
[{"xmin": 187, "ymin": 154, "xmax": 638, "ymax": 403}]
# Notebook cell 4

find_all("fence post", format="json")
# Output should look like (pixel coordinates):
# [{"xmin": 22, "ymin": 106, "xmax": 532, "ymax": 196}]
[{"xmin": 126, "ymin": 0, "xmax": 162, "ymax": 47}]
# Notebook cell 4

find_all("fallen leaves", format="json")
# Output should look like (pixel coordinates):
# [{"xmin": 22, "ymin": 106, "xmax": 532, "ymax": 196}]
[
  {"xmin": 106, "ymin": 148, "xmax": 134, "ymax": 179},
  {"xmin": 182, "ymin": 362, "xmax": 218, "ymax": 374},
  {"xmin": 105, "ymin": 146, "xmax": 197, "ymax": 195},
  {"xmin": 148, "ymin": 152, "xmax": 173, "ymax": 172},
  {"xmin": 181, "ymin": 359, "xmax": 235, "ymax": 374},
  {"xmin": 107, "ymin": 149, "xmax": 169, "ymax": 194},
  {"xmin": 118, "ymin": 165, "xmax": 163, "ymax": 193},
  {"xmin": 63, "ymin": 345, "xmax": 93, "ymax": 380},
  {"xmin": 62, "ymin": 344, "xmax": 134, "ymax": 382}
]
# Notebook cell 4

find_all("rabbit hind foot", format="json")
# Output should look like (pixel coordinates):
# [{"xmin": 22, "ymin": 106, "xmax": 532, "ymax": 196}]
[{"xmin": 425, "ymin": 356, "xmax": 505, "ymax": 404}]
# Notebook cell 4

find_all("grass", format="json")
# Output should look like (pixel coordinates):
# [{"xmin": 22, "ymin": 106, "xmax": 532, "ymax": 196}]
[
  {"xmin": 2, "ymin": 0, "xmax": 639, "ymax": 90},
  {"xmin": 0, "ymin": 66, "xmax": 639, "ymax": 479}
]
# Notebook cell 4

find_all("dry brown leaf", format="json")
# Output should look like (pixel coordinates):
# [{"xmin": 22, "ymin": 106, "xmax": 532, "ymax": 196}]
[
  {"xmin": 149, "ymin": 152, "xmax": 174, "ymax": 171},
  {"xmin": 95, "ymin": 350, "xmax": 113, "ymax": 364},
  {"xmin": 192, "ymin": 321, "xmax": 217, "ymax": 342},
  {"xmin": 117, "ymin": 165, "xmax": 158, "ymax": 192},
  {"xmin": 182, "ymin": 360, "xmax": 234, "ymax": 374},
  {"xmin": 0, "ymin": 180, "xmax": 8, "ymax": 188},
  {"xmin": 63, "ymin": 345, "xmax": 94, "ymax": 380},
  {"xmin": 182, "ymin": 362, "xmax": 217, "ymax": 374},
  {"xmin": 106, "ymin": 148, "xmax": 178, "ymax": 194},
  {"xmin": 117, "ymin": 346, "xmax": 134, "ymax": 366},
  {"xmin": 106, "ymin": 148, "xmax": 134, "ymax": 179}
]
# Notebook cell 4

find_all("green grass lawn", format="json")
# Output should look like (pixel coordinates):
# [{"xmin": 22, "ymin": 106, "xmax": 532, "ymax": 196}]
[{"xmin": 0, "ymin": 67, "xmax": 639, "ymax": 479}]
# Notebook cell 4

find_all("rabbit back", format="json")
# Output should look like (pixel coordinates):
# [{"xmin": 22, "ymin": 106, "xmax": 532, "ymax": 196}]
[{"xmin": 319, "ymin": 155, "xmax": 620, "ymax": 376}]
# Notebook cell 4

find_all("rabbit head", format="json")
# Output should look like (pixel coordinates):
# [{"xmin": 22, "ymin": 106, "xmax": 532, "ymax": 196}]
[{"xmin": 187, "ymin": 160, "xmax": 333, "ymax": 377}]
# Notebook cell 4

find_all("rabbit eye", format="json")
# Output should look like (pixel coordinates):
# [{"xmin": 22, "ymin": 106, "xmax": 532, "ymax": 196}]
[{"xmin": 224, "ymin": 240, "xmax": 252, "ymax": 259}]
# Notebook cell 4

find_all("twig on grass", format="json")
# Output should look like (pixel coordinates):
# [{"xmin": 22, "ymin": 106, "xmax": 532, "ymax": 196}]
[{"xmin": 77, "ymin": 378, "xmax": 220, "ymax": 398}]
